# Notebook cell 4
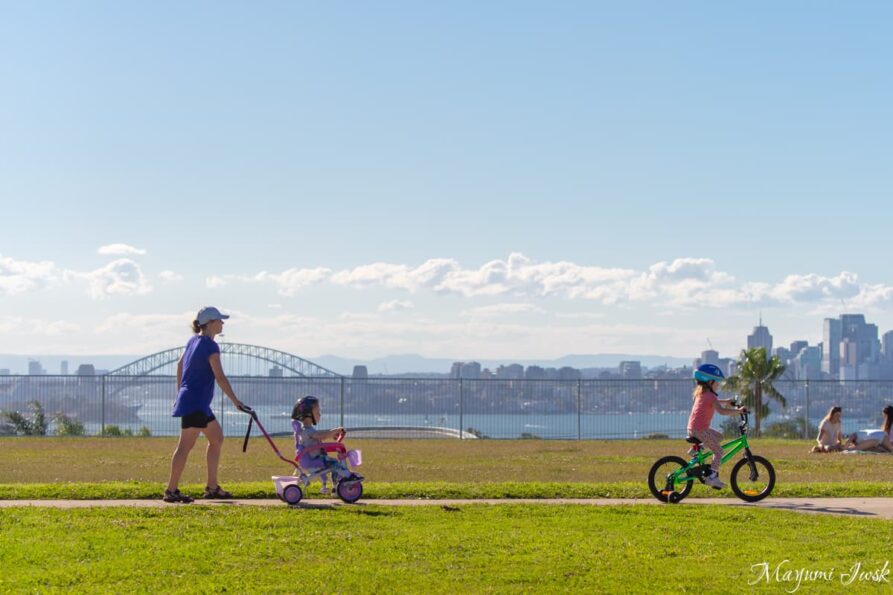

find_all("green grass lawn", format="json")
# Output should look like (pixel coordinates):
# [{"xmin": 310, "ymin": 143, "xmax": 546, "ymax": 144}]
[
  {"xmin": 1, "ymin": 504, "xmax": 891, "ymax": 593},
  {"xmin": 2, "ymin": 437, "xmax": 892, "ymax": 499}
]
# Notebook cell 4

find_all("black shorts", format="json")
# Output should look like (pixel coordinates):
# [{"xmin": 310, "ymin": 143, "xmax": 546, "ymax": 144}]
[{"xmin": 181, "ymin": 411, "xmax": 217, "ymax": 429}]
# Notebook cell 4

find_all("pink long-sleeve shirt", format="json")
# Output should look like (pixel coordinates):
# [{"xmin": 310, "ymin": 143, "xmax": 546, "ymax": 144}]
[{"xmin": 687, "ymin": 390, "xmax": 718, "ymax": 432}]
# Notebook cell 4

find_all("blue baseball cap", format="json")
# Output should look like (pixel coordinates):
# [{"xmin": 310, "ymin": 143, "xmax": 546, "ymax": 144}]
[{"xmin": 196, "ymin": 306, "xmax": 230, "ymax": 325}]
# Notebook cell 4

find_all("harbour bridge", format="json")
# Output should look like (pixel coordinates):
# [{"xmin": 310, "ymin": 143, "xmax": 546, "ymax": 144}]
[{"xmin": 107, "ymin": 343, "xmax": 341, "ymax": 378}]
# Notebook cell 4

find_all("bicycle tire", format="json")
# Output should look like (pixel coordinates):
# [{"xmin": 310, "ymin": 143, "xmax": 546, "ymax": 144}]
[
  {"xmin": 730, "ymin": 455, "xmax": 775, "ymax": 502},
  {"xmin": 647, "ymin": 455, "xmax": 694, "ymax": 503}
]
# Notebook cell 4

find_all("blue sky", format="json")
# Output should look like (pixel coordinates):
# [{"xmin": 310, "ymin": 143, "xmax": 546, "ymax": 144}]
[{"xmin": 2, "ymin": 2, "xmax": 892, "ymax": 360}]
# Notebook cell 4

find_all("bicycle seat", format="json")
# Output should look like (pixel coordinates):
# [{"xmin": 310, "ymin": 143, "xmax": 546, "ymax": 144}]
[{"xmin": 685, "ymin": 435, "xmax": 702, "ymax": 445}]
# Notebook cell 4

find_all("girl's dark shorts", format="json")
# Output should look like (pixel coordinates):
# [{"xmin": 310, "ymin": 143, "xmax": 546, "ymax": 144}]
[{"xmin": 181, "ymin": 412, "xmax": 217, "ymax": 429}]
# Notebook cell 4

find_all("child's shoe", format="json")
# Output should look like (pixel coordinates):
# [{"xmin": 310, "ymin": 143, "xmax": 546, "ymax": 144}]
[{"xmin": 704, "ymin": 472, "xmax": 725, "ymax": 489}]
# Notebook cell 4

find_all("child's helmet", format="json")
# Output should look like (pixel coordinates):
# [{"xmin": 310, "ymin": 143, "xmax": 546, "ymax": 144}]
[
  {"xmin": 291, "ymin": 395, "xmax": 320, "ymax": 419},
  {"xmin": 693, "ymin": 364, "xmax": 725, "ymax": 383}
]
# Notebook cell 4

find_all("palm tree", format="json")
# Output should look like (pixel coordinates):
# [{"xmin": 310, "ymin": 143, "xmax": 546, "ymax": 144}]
[{"xmin": 723, "ymin": 347, "xmax": 786, "ymax": 435}]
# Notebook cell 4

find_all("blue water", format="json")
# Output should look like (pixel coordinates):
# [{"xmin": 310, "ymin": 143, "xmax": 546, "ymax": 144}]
[{"xmin": 75, "ymin": 403, "xmax": 878, "ymax": 440}]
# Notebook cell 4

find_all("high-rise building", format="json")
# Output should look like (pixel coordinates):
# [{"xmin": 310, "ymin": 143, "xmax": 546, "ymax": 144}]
[
  {"xmin": 695, "ymin": 350, "xmax": 720, "ymax": 368},
  {"xmin": 76, "ymin": 364, "xmax": 96, "ymax": 376},
  {"xmin": 747, "ymin": 319, "xmax": 773, "ymax": 354},
  {"xmin": 60, "ymin": 361, "xmax": 69, "ymax": 375},
  {"xmin": 773, "ymin": 347, "xmax": 792, "ymax": 365},
  {"xmin": 496, "ymin": 364, "xmax": 524, "ymax": 379},
  {"xmin": 557, "ymin": 366, "xmax": 581, "ymax": 381},
  {"xmin": 822, "ymin": 318, "xmax": 842, "ymax": 377},
  {"xmin": 619, "ymin": 361, "xmax": 642, "ymax": 379},
  {"xmin": 793, "ymin": 346, "xmax": 822, "ymax": 380},
  {"xmin": 27, "ymin": 360, "xmax": 45, "ymax": 375},
  {"xmin": 694, "ymin": 350, "xmax": 734, "ymax": 377},
  {"xmin": 789, "ymin": 341, "xmax": 808, "ymax": 357},
  {"xmin": 268, "ymin": 366, "xmax": 283, "ymax": 377},
  {"xmin": 823, "ymin": 314, "xmax": 882, "ymax": 379},
  {"xmin": 460, "ymin": 361, "xmax": 481, "ymax": 379},
  {"xmin": 525, "ymin": 365, "xmax": 546, "ymax": 380},
  {"xmin": 449, "ymin": 362, "xmax": 463, "ymax": 379},
  {"xmin": 352, "ymin": 365, "xmax": 369, "ymax": 380},
  {"xmin": 883, "ymin": 330, "xmax": 893, "ymax": 362}
]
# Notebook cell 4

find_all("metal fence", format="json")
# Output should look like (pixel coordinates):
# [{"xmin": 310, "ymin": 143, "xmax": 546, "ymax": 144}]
[{"xmin": 0, "ymin": 375, "xmax": 891, "ymax": 439}]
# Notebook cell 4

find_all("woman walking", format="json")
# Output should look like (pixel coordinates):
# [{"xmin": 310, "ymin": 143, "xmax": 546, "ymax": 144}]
[{"xmin": 164, "ymin": 306, "xmax": 245, "ymax": 503}]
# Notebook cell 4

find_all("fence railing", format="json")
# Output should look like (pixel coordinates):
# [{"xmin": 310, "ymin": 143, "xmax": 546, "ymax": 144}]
[{"xmin": 0, "ymin": 375, "xmax": 891, "ymax": 439}]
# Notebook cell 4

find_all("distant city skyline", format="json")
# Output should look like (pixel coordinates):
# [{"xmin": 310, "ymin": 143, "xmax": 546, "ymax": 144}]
[
  {"xmin": 3, "ymin": 5, "xmax": 893, "ymax": 359},
  {"xmin": 8, "ymin": 310, "xmax": 893, "ymax": 380}
]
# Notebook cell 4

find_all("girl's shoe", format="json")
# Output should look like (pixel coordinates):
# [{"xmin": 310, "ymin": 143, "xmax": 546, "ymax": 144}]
[
  {"xmin": 203, "ymin": 485, "xmax": 234, "ymax": 499},
  {"xmin": 319, "ymin": 486, "xmax": 331, "ymax": 495},
  {"xmin": 163, "ymin": 489, "xmax": 194, "ymax": 503},
  {"xmin": 704, "ymin": 473, "xmax": 725, "ymax": 489}
]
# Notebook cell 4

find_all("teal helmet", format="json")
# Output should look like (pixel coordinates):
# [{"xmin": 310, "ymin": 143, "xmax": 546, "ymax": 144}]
[{"xmin": 694, "ymin": 364, "xmax": 725, "ymax": 383}]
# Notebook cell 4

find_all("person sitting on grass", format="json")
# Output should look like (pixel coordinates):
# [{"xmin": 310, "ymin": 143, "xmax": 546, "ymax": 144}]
[
  {"xmin": 847, "ymin": 405, "xmax": 893, "ymax": 453},
  {"xmin": 884, "ymin": 405, "xmax": 893, "ymax": 452},
  {"xmin": 811, "ymin": 406, "xmax": 844, "ymax": 453},
  {"xmin": 292, "ymin": 396, "xmax": 362, "ymax": 492}
]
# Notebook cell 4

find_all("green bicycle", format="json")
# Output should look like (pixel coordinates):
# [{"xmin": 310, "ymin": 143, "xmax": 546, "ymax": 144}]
[{"xmin": 647, "ymin": 402, "xmax": 776, "ymax": 504}]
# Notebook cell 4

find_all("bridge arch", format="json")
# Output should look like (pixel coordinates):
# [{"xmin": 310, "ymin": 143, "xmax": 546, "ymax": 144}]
[{"xmin": 107, "ymin": 343, "xmax": 341, "ymax": 377}]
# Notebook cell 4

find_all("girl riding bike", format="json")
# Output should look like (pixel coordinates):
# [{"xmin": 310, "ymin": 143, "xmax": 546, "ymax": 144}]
[{"xmin": 687, "ymin": 364, "xmax": 747, "ymax": 489}]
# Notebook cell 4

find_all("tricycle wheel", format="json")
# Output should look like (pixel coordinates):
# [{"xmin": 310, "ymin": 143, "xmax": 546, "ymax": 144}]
[
  {"xmin": 336, "ymin": 480, "xmax": 363, "ymax": 503},
  {"xmin": 282, "ymin": 484, "xmax": 303, "ymax": 505}
]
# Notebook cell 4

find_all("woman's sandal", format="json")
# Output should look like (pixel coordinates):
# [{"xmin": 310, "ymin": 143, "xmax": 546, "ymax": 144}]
[
  {"xmin": 203, "ymin": 485, "xmax": 234, "ymax": 499},
  {"xmin": 163, "ymin": 489, "xmax": 194, "ymax": 503}
]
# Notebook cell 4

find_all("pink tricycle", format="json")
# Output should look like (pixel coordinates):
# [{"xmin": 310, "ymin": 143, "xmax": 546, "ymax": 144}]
[{"xmin": 240, "ymin": 405, "xmax": 364, "ymax": 505}]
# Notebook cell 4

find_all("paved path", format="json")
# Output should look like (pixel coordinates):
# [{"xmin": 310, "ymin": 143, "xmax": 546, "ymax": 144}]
[{"xmin": 2, "ymin": 498, "xmax": 893, "ymax": 519}]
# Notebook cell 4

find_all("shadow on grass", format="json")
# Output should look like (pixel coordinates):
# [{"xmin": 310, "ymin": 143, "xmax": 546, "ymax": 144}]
[{"xmin": 743, "ymin": 501, "xmax": 876, "ymax": 518}]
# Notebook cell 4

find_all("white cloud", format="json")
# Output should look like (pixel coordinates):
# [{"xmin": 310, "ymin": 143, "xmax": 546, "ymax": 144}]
[
  {"xmin": 206, "ymin": 267, "xmax": 331, "ymax": 295},
  {"xmin": 378, "ymin": 300, "xmax": 415, "ymax": 313},
  {"xmin": 460, "ymin": 303, "xmax": 545, "ymax": 317},
  {"xmin": 0, "ymin": 254, "xmax": 60, "ymax": 295},
  {"xmin": 209, "ymin": 253, "xmax": 893, "ymax": 312},
  {"xmin": 97, "ymin": 243, "xmax": 147, "ymax": 256},
  {"xmin": 159, "ymin": 270, "xmax": 184, "ymax": 283},
  {"xmin": 70, "ymin": 259, "xmax": 153, "ymax": 299},
  {"xmin": 0, "ymin": 316, "xmax": 80, "ymax": 336},
  {"xmin": 331, "ymin": 259, "xmax": 459, "ymax": 292}
]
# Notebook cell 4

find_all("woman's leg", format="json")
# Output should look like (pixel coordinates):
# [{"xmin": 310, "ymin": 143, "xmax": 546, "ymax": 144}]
[
  {"xmin": 856, "ymin": 438, "xmax": 880, "ymax": 451},
  {"xmin": 167, "ymin": 427, "xmax": 201, "ymax": 491},
  {"xmin": 202, "ymin": 420, "xmax": 224, "ymax": 489}
]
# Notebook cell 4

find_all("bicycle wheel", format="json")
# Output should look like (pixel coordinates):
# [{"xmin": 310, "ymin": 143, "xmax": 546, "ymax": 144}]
[
  {"xmin": 647, "ymin": 456, "xmax": 694, "ymax": 503},
  {"xmin": 730, "ymin": 455, "xmax": 775, "ymax": 502}
]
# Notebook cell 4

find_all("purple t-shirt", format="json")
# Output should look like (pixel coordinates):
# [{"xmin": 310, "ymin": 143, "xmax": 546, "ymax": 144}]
[{"xmin": 171, "ymin": 335, "xmax": 220, "ymax": 417}]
